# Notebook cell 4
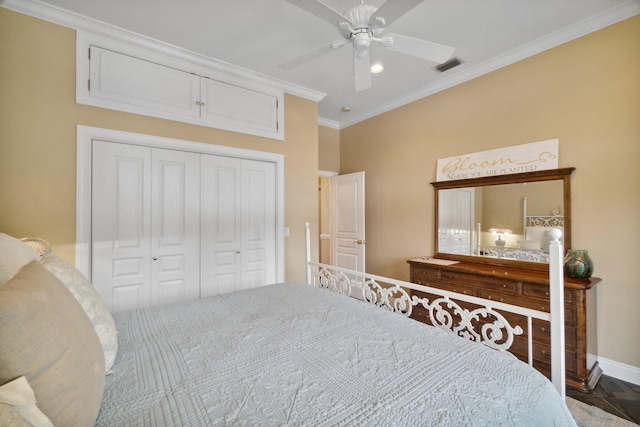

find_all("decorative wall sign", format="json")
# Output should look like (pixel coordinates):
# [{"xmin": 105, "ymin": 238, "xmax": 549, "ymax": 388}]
[{"xmin": 436, "ymin": 139, "xmax": 559, "ymax": 181}]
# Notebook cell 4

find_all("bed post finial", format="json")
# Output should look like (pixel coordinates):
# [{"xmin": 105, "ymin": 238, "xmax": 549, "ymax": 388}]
[{"xmin": 548, "ymin": 228, "xmax": 566, "ymax": 398}]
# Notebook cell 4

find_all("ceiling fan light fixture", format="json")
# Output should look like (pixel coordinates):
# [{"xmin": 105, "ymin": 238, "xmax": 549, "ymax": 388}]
[
  {"xmin": 352, "ymin": 30, "xmax": 371, "ymax": 58},
  {"xmin": 371, "ymin": 63, "xmax": 384, "ymax": 74}
]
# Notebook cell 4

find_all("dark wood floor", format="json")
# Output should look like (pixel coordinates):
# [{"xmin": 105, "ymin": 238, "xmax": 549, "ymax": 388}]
[{"xmin": 567, "ymin": 374, "xmax": 640, "ymax": 424}]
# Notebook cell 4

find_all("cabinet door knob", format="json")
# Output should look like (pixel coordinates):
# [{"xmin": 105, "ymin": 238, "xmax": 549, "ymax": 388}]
[
  {"xmin": 236, "ymin": 249, "xmax": 241, "ymax": 254},
  {"xmin": 152, "ymin": 256, "xmax": 158, "ymax": 261}
]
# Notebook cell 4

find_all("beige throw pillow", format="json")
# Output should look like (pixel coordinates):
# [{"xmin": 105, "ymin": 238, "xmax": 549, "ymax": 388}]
[
  {"xmin": 41, "ymin": 253, "xmax": 118, "ymax": 372},
  {"xmin": 0, "ymin": 261, "xmax": 105, "ymax": 427},
  {"xmin": 0, "ymin": 233, "xmax": 38, "ymax": 286}
]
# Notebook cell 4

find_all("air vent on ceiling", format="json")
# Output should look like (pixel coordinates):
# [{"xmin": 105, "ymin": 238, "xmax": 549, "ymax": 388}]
[{"xmin": 435, "ymin": 57, "xmax": 463, "ymax": 72}]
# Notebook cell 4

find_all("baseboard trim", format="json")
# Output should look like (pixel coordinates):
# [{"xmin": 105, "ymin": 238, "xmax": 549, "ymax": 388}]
[{"xmin": 594, "ymin": 355, "xmax": 640, "ymax": 386}]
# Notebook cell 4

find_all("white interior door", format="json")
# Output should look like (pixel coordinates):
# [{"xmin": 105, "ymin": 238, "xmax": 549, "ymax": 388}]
[{"xmin": 331, "ymin": 172, "xmax": 365, "ymax": 274}]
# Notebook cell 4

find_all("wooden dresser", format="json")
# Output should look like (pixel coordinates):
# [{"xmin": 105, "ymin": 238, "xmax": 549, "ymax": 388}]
[{"xmin": 407, "ymin": 258, "xmax": 602, "ymax": 392}]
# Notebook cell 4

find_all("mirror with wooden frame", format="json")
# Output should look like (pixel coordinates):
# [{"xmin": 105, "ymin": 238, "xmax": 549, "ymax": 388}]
[{"xmin": 433, "ymin": 168, "xmax": 575, "ymax": 271}]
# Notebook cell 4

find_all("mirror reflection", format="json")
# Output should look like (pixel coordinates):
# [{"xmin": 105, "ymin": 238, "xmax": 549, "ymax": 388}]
[{"xmin": 438, "ymin": 180, "xmax": 564, "ymax": 263}]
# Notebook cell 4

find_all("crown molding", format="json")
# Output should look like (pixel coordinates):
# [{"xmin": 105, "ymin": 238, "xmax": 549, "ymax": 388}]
[
  {"xmin": 318, "ymin": 117, "xmax": 340, "ymax": 129},
  {"xmin": 332, "ymin": 0, "xmax": 640, "ymax": 129},
  {"xmin": 1, "ymin": 0, "xmax": 326, "ymax": 103}
]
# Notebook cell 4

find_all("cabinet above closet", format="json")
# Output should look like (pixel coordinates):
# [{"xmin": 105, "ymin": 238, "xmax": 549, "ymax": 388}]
[{"xmin": 76, "ymin": 32, "xmax": 285, "ymax": 140}]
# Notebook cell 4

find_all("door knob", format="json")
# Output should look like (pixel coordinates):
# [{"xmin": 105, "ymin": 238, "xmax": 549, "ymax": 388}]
[{"xmin": 356, "ymin": 239, "xmax": 365, "ymax": 245}]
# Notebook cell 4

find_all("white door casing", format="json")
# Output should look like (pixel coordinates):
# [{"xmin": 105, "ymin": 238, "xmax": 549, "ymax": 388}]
[{"xmin": 331, "ymin": 172, "xmax": 365, "ymax": 274}]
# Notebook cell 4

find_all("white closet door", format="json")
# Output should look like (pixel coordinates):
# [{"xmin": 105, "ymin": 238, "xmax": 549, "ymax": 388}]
[
  {"xmin": 92, "ymin": 140, "xmax": 152, "ymax": 311},
  {"xmin": 200, "ymin": 156, "xmax": 276, "ymax": 297},
  {"xmin": 200, "ymin": 155, "xmax": 241, "ymax": 297},
  {"xmin": 92, "ymin": 141, "xmax": 201, "ymax": 311},
  {"xmin": 240, "ymin": 159, "xmax": 276, "ymax": 290},
  {"xmin": 150, "ymin": 149, "xmax": 201, "ymax": 306}
]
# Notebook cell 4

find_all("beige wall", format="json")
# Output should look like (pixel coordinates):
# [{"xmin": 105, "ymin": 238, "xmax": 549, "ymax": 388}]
[
  {"xmin": 0, "ymin": 9, "xmax": 319, "ymax": 281},
  {"xmin": 318, "ymin": 125, "xmax": 340, "ymax": 173},
  {"xmin": 340, "ymin": 17, "xmax": 640, "ymax": 369}
]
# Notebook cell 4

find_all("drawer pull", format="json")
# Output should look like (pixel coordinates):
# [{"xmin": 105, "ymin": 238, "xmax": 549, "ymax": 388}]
[
  {"xmin": 502, "ymin": 284, "xmax": 507, "ymax": 288},
  {"xmin": 540, "ymin": 327, "xmax": 551, "ymax": 336},
  {"xmin": 545, "ymin": 291, "xmax": 550, "ymax": 296},
  {"xmin": 540, "ymin": 349, "xmax": 552, "ymax": 359},
  {"xmin": 486, "ymin": 295, "xmax": 503, "ymax": 302}
]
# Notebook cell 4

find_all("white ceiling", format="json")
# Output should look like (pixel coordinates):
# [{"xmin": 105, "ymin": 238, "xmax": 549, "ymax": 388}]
[{"xmin": 8, "ymin": 0, "xmax": 639, "ymax": 127}]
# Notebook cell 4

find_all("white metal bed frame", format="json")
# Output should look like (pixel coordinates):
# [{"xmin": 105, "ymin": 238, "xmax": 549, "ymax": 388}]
[{"xmin": 304, "ymin": 223, "xmax": 567, "ymax": 398}]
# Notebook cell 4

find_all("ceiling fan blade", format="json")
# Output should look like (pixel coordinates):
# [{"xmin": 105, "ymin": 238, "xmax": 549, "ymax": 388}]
[
  {"xmin": 279, "ymin": 40, "xmax": 348, "ymax": 70},
  {"xmin": 353, "ymin": 47, "xmax": 372, "ymax": 91},
  {"xmin": 370, "ymin": 0, "xmax": 424, "ymax": 27},
  {"xmin": 378, "ymin": 33, "xmax": 454, "ymax": 63},
  {"xmin": 285, "ymin": 0, "xmax": 347, "ymax": 27}
]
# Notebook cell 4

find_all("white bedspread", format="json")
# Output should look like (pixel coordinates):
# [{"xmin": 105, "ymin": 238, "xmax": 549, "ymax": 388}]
[{"xmin": 97, "ymin": 283, "xmax": 576, "ymax": 426}]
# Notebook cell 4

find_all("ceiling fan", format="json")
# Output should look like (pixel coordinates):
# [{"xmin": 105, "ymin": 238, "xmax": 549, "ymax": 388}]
[{"xmin": 280, "ymin": 0, "xmax": 455, "ymax": 91}]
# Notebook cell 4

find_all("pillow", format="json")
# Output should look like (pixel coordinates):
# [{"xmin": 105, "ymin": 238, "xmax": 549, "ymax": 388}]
[
  {"xmin": 41, "ymin": 252, "xmax": 118, "ymax": 373},
  {"xmin": 0, "ymin": 233, "xmax": 38, "ymax": 286},
  {"xmin": 19, "ymin": 237, "xmax": 52, "ymax": 258},
  {"xmin": 0, "ymin": 261, "xmax": 105, "ymax": 427},
  {"xmin": 519, "ymin": 240, "xmax": 541, "ymax": 250},
  {"xmin": 0, "ymin": 376, "xmax": 53, "ymax": 427},
  {"xmin": 524, "ymin": 226, "xmax": 547, "ymax": 244}
]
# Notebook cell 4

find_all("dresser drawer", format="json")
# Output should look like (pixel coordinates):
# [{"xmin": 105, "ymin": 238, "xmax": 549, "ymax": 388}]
[
  {"xmin": 489, "ymin": 278, "xmax": 521, "ymax": 295},
  {"xmin": 435, "ymin": 281, "xmax": 476, "ymax": 296},
  {"xmin": 509, "ymin": 344, "xmax": 578, "ymax": 376},
  {"xmin": 476, "ymin": 289, "xmax": 536, "ymax": 308},
  {"xmin": 532, "ymin": 318, "xmax": 578, "ymax": 348},
  {"xmin": 522, "ymin": 282, "xmax": 576, "ymax": 305},
  {"xmin": 440, "ymin": 270, "xmax": 520, "ymax": 294},
  {"xmin": 534, "ymin": 342, "xmax": 578, "ymax": 374},
  {"xmin": 410, "ymin": 265, "xmax": 440, "ymax": 286}
]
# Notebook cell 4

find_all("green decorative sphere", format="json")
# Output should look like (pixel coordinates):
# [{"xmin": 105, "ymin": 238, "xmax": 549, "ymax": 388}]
[{"xmin": 564, "ymin": 250, "xmax": 594, "ymax": 278}]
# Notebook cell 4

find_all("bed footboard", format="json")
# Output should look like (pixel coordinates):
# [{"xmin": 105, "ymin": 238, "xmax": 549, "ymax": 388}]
[{"xmin": 304, "ymin": 223, "xmax": 566, "ymax": 397}]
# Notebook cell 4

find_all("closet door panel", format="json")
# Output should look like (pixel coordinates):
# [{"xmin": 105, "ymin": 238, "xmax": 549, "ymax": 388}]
[
  {"xmin": 200, "ymin": 155, "xmax": 241, "ymax": 297},
  {"xmin": 201, "ymin": 78, "xmax": 278, "ymax": 136},
  {"xmin": 92, "ymin": 140, "xmax": 152, "ymax": 311},
  {"xmin": 89, "ymin": 46, "xmax": 201, "ymax": 119},
  {"xmin": 151, "ymin": 149, "xmax": 201, "ymax": 306},
  {"xmin": 241, "ymin": 160, "xmax": 276, "ymax": 290}
]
